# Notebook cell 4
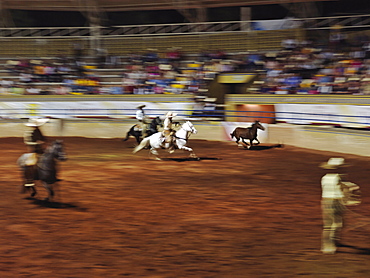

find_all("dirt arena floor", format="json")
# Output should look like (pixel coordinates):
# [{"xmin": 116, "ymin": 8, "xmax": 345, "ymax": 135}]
[{"xmin": 1, "ymin": 136, "xmax": 370, "ymax": 278}]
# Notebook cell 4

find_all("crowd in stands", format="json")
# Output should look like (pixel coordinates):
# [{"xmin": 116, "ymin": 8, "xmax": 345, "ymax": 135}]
[
  {"xmin": 1, "ymin": 36, "xmax": 370, "ymax": 96},
  {"xmin": 253, "ymin": 36, "xmax": 370, "ymax": 95}
]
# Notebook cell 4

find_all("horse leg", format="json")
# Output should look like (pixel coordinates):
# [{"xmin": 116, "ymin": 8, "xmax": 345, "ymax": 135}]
[
  {"xmin": 30, "ymin": 186, "xmax": 37, "ymax": 197},
  {"xmin": 180, "ymin": 146, "xmax": 199, "ymax": 160},
  {"xmin": 235, "ymin": 136, "xmax": 240, "ymax": 145},
  {"xmin": 247, "ymin": 139, "xmax": 254, "ymax": 149},
  {"xmin": 150, "ymin": 148, "xmax": 161, "ymax": 161},
  {"xmin": 133, "ymin": 137, "xmax": 150, "ymax": 154},
  {"xmin": 135, "ymin": 133, "xmax": 142, "ymax": 144},
  {"xmin": 241, "ymin": 138, "xmax": 250, "ymax": 148},
  {"xmin": 22, "ymin": 165, "xmax": 37, "ymax": 197},
  {"xmin": 43, "ymin": 182, "xmax": 54, "ymax": 202}
]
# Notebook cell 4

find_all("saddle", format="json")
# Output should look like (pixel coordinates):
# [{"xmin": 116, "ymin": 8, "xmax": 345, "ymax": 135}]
[
  {"xmin": 162, "ymin": 129, "xmax": 176, "ymax": 143},
  {"xmin": 25, "ymin": 153, "xmax": 38, "ymax": 166},
  {"xmin": 134, "ymin": 124, "xmax": 142, "ymax": 132},
  {"xmin": 18, "ymin": 153, "xmax": 38, "ymax": 167}
]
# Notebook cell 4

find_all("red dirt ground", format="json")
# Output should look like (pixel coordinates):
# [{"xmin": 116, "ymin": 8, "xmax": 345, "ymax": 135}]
[{"xmin": 1, "ymin": 137, "xmax": 370, "ymax": 278}]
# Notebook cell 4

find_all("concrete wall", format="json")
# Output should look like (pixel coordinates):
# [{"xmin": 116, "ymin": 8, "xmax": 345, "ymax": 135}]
[
  {"xmin": 0, "ymin": 119, "xmax": 226, "ymax": 141},
  {"xmin": 266, "ymin": 124, "xmax": 370, "ymax": 157},
  {"xmin": 2, "ymin": 119, "xmax": 370, "ymax": 157}
]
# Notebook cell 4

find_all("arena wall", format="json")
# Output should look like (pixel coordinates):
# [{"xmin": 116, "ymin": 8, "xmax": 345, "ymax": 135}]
[{"xmin": 2, "ymin": 119, "xmax": 370, "ymax": 157}]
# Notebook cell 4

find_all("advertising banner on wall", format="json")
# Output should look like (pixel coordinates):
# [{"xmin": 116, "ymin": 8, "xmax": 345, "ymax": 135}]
[
  {"xmin": 274, "ymin": 104, "xmax": 370, "ymax": 128},
  {"xmin": 236, "ymin": 104, "xmax": 275, "ymax": 124},
  {"xmin": 0, "ymin": 101, "xmax": 194, "ymax": 119}
]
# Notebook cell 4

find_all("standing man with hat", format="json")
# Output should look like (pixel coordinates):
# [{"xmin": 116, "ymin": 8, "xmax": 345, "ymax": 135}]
[
  {"xmin": 136, "ymin": 104, "xmax": 149, "ymax": 139},
  {"xmin": 319, "ymin": 157, "xmax": 351, "ymax": 254}
]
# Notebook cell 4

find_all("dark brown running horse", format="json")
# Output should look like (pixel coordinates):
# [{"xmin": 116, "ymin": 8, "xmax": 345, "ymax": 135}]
[
  {"xmin": 230, "ymin": 121, "xmax": 265, "ymax": 148},
  {"xmin": 17, "ymin": 140, "xmax": 67, "ymax": 201}
]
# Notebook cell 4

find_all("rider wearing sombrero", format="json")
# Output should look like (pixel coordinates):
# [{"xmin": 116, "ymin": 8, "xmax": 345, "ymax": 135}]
[
  {"xmin": 162, "ymin": 111, "xmax": 177, "ymax": 153},
  {"xmin": 24, "ymin": 117, "xmax": 49, "ymax": 154},
  {"xmin": 20, "ymin": 117, "xmax": 49, "ymax": 196},
  {"xmin": 136, "ymin": 104, "xmax": 149, "ymax": 139}
]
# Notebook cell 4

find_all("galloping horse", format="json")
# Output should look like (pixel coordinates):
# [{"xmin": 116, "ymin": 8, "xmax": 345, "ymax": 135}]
[
  {"xmin": 230, "ymin": 121, "xmax": 265, "ymax": 148},
  {"xmin": 17, "ymin": 140, "xmax": 67, "ymax": 201},
  {"xmin": 133, "ymin": 121, "xmax": 198, "ymax": 160},
  {"xmin": 123, "ymin": 116, "xmax": 163, "ymax": 144}
]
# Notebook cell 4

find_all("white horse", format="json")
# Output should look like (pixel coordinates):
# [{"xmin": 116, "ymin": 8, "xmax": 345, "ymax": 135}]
[{"xmin": 133, "ymin": 121, "xmax": 198, "ymax": 160}]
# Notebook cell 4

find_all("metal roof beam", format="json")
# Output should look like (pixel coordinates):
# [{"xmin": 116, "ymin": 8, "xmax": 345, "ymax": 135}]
[{"xmin": 2, "ymin": 0, "xmax": 337, "ymax": 12}]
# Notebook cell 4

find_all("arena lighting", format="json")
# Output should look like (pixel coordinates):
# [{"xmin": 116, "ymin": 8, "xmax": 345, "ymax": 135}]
[{"xmin": 4, "ymin": 0, "xmax": 338, "ymax": 12}]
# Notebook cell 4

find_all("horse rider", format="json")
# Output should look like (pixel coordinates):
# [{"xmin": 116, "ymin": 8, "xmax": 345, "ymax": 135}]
[
  {"xmin": 162, "ymin": 111, "xmax": 178, "ymax": 153},
  {"xmin": 24, "ymin": 117, "xmax": 49, "ymax": 155},
  {"xmin": 19, "ymin": 117, "xmax": 49, "ymax": 196},
  {"xmin": 136, "ymin": 104, "xmax": 149, "ymax": 138}
]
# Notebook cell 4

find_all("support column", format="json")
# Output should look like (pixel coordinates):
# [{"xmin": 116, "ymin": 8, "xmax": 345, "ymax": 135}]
[
  {"xmin": 78, "ymin": 0, "xmax": 102, "ymax": 55},
  {"xmin": 0, "ymin": 1, "xmax": 14, "ymax": 27},
  {"xmin": 241, "ymin": 7, "xmax": 251, "ymax": 32}
]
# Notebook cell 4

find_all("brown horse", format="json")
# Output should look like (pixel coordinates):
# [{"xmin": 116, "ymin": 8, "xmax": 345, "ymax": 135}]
[
  {"xmin": 17, "ymin": 140, "xmax": 67, "ymax": 201},
  {"xmin": 230, "ymin": 121, "xmax": 265, "ymax": 148}
]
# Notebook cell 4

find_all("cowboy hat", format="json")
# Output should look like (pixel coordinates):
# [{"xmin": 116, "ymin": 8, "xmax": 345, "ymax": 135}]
[
  {"xmin": 319, "ymin": 157, "xmax": 351, "ymax": 169},
  {"xmin": 137, "ymin": 104, "xmax": 146, "ymax": 109},
  {"xmin": 165, "ymin": 111, "xmax": 177, "ymax": 117},
  {"xmin": 25, "ymin": 118, "xmax": 49, "ymax": 127}
]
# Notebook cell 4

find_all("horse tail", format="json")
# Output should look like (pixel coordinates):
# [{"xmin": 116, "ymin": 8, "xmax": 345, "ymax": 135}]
[
  {"xmin": 122, "ymin": 131, "xmax": 130, "ymax": 141},
  {"xmin": 123, "ymin": 126, "xmax": 135, "ymax": 141},
  {"xmin": 133, "ymin": 137, "xmax": 150, "ymax": 154}
]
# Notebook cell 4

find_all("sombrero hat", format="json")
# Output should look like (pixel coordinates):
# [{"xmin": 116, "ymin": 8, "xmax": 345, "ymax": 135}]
[
  {"xmin": 137, "ymin": 104, "xmax": 146, "ymax": 109},
  {"xmin": 25, "ymin": 118, "xmax": 49, "ymax": 127},
  {"xmin": 319, "ymin": 157, "xmax": 351, "ymax": 169},
  {"xmin": 165, "ymin": 111, "xmax": 177, "ymax": 117}
]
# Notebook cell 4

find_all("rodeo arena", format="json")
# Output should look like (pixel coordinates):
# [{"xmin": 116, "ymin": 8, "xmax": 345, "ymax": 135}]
[{"xmin": 2, "ymin": 0, "xmax": 370, "ymax": 277}]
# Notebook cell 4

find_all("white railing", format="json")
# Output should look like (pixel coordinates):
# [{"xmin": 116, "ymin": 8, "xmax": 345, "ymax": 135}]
[
  {"xmin": 304, "ymin": 14, "xmax": 370, "ymax": 30},
  {"xmin": 0, "ymin": 14, "xmax": 368, "ymax": 38}
]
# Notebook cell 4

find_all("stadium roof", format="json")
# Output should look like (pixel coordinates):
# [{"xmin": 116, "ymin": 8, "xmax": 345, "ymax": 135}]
[{"xmin": 3, "ymin": 0, "xmax": 337, "ymax": 12}]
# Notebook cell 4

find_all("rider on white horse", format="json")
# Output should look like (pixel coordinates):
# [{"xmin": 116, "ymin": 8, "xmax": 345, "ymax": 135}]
[
  {"xmin": 133, "ymin": 120, "xmax": 198, "ymax": 160},
  {"xmin": 162, "ymin": 111, "xmax": 177, "ymax": 153}
]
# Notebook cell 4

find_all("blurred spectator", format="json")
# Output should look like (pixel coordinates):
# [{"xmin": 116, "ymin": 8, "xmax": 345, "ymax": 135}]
[
  {"xmin": 281, "ymin": 37, "xmax": 298, "ymax": 51},
  {"xmin": 24, "ymin": 85, "xmax": 41, "ymax": 95},
  {"xmin": 363, "ymin": 41, "xmax": 370, "ymax": 59},
  {"xmin": 360, "ymin": 77, "xmax": 370, "ymax": 94},
  {"xmin": 54, "ymin": 85, "xmax": 69, "ymax": 95},
  {"xmin": 166, "ymin": 47, "xmax": 182, "ymax": 62},
  {"xmin": 19, "ymin": 70, "xmax": 33, "ymax": 84},
  {"xmin": 0, "ymin": 78, "xmax": 14, "ymax": 91},
  {"xmin": 347, "ymin": 78, "xmax": 361, "ymax": 94}
]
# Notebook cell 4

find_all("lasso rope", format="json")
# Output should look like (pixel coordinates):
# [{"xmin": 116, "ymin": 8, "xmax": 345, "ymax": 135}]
[{"xmin": 345, "ymin": 207, "xmax": 370, "ymax": 231}]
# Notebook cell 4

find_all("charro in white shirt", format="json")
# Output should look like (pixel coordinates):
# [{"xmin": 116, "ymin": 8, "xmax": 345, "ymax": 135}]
[{"xmin": 321, "ymin": 173, "xmax": 344, "ymax": 199}]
